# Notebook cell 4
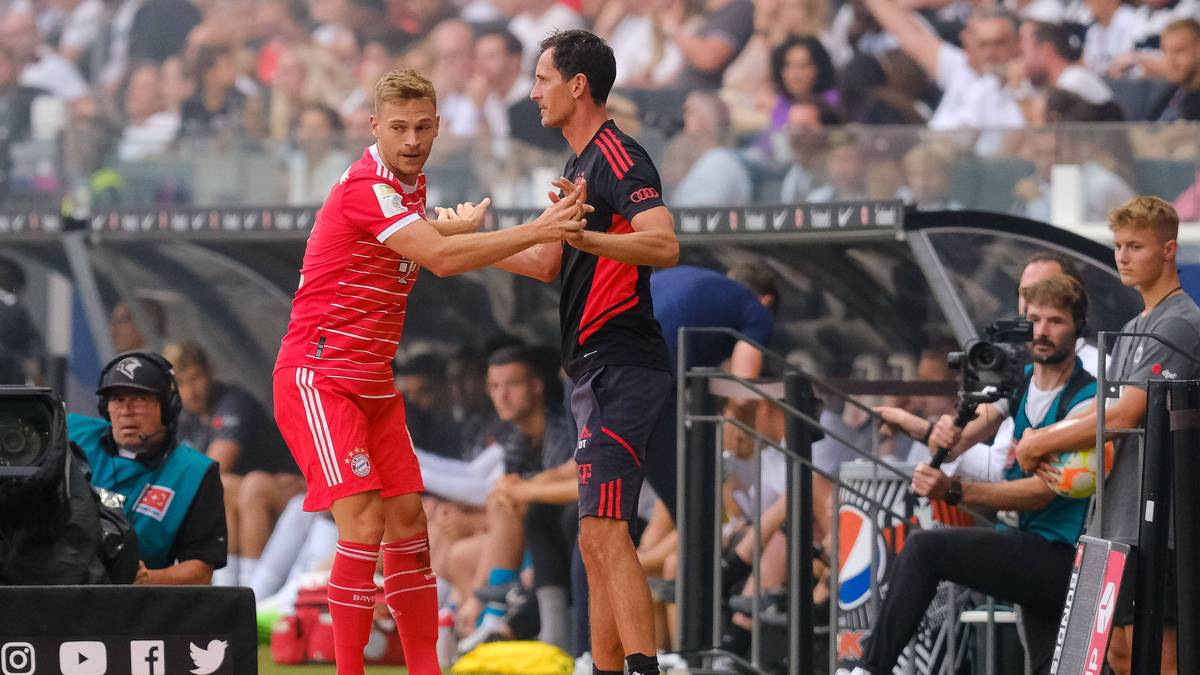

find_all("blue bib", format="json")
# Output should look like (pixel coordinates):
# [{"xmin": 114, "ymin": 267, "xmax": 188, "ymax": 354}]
[
  {"xmin": 1000, "ymin": 358, "xmax": 1095, "ymax": 546},
  {"xmin": 68, "ymin": 414, "xmax": 213, "ymax": 569}
]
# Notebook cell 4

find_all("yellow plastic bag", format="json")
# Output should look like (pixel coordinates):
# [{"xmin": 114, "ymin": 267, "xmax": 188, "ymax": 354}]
[{"xmin": 451, "ymin": 641, "xmax": 574, "ymax": 675}]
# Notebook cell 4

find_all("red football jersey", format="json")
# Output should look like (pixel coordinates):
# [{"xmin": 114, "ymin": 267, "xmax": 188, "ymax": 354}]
[{"xmin": 275, "ymin": 144, "xmax": 426, "ymax": 398}]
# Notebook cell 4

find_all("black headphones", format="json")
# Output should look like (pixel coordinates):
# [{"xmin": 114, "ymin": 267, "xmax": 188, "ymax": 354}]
[{"xmin": 97, "ymin": 351, "xmax": 183, "ymax": 429}]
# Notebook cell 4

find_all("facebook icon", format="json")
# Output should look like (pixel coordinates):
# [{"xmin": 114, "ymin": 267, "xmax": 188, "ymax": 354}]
[{"xmin": 129, "ymin": 640, "xmax": 165, "ymax": 675}]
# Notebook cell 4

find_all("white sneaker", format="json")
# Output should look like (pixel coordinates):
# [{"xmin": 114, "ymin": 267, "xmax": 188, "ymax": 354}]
[
  {"xmin": 573, "ymin": 652, "xmax": 593, "ymax": 675},
  {"xmin": 456, "ymin": 614, "xmax": 503, "ymax": 656}
]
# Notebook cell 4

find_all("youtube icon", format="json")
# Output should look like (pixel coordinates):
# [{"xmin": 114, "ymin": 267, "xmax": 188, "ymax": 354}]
[{"xmin": 59, "ymin": 642, "xmax": 106, "ymax": 675}]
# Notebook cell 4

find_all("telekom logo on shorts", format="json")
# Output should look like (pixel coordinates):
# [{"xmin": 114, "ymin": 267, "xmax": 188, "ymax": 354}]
[
  {"xmin": 629, "ymin": 188, "xmax": 659, "ymax": 203},
  {"xmin": 578, "ymin": 463, "xmax": 593, "ymax": 486}
]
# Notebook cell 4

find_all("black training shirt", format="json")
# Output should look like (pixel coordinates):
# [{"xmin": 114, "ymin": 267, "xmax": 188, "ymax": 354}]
[{"xmin": 558, "ymin": 120, "xmax": 670, "ymax": 380}]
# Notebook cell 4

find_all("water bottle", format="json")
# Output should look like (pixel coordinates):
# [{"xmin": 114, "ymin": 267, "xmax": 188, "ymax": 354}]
[{"xmin": 436, "ymin": 603, "xmax": 458, "ymax": 666}]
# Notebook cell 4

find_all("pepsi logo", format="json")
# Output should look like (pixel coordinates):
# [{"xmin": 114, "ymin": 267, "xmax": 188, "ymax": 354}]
[
  {"xmin": 838, "ymin": 504, "xmax": 887, "ymax": 611},
  {"xmin": 630, "ymin": 187, "xmax": 660, "ymax": 203}
]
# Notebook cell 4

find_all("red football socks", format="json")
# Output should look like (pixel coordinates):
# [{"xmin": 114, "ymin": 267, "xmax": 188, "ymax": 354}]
[
  {"xmin": 328, "ymin": 541, "xmax": 380, "ymax": 675},
  {"xmin": 382, "ymin": 532, "xmax": 440, "ymax": 674}
]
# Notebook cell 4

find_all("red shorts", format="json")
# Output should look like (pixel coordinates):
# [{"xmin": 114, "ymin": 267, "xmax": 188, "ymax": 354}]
[{"xmin": 273, "ymin": 366, "xmax": 424, "ymax": 512}]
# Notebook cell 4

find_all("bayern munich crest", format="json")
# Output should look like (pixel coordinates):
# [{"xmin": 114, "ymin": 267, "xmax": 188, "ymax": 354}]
[{"xmin": 345, "ymin": 449, "xmax": 372, "ymax": 478}]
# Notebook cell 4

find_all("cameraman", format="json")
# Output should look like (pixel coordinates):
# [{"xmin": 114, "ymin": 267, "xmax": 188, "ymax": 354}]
[
  {"xmin": 67, "ymin": 352, "xmax": 227, "ymax": 585},
  {"xmin": 849, "ymin": 275, "xmax": 1095, "ymax": 675}
]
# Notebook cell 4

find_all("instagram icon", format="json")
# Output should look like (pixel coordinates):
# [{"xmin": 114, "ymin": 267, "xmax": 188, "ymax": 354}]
[{"xmin": 1, "ymin": 642, "xmax": 35, "ymax": 675}]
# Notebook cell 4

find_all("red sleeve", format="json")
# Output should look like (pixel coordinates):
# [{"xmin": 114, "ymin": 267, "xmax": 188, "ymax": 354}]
[{"xmin": 342, "ymin": 178, "xmax": 423, "ymax": 242}]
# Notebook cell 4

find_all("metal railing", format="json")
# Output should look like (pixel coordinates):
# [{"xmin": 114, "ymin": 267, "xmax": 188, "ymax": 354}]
[
  {"xmin": 674, "ymin": 327, "xmax": 1002, "ymax": 675},
  {"xmin": 1095, "ymin": 331, "xmax": 1200, "ymax": 675}
]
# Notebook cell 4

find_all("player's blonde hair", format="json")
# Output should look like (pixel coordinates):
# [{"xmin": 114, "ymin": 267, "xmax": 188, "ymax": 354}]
[
  {"xmin": 374, "ymin": 68, "xmax": 437, "ymax": 111},
  {"xmin": 1108, "ymin": 195, "xmax": 1178, "ymax": 243}
]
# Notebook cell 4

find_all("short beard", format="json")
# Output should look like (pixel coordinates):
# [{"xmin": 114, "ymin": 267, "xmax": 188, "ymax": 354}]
[{"xmin": 1033, "ymin": 347, "xmax": 1071, "ymax": 365}]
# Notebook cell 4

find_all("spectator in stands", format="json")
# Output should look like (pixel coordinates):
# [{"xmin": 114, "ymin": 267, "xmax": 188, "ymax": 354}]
[
  {"xmin": 179, "ymin": 44, "xmax": 249, "ymax": 138},
  {"xmin": 838, "ymin": 50, "xmax": 934, "ymax": 124},
  {"xmin": 451, "ymin": 346, "xmax": 577, "ymax": 650},
  {"xmin": 429, "ymin": 19, "xmax": 480, "ymax": 137},
  {"xmin": 126, "ymin": 0, "xmax": 202, "ymax": 64},
  {"xmin": 0, "ymin": 7, "xmax": 88, "ymax": 102},
  {"xmin": 110, "ymin": 298, "xmax": 167, "ymax": 352},
  {"xmin": 667, "ymin": 91, "xmax": 752, "ymax": 206},
  {"xmin": 721, "ymin": 0, "xmax": 830, "ymax": 103},
  {"xmin": 896, "ymin": 142, "xmax": 963, "ymax": 209},
  {"xmin": 267, "ymin": 48, "xmax": 311, "ymax": 142},
  {"xmin": 68, "ymin": 352, "xmax": 227, "ymax": 584},
  {"xmin": 851, "ymin": 276, "xmax": 1097, "ymax": 675},
  {"xmin": 166, "ymin": 342, "xmax": 304, "ymax": 587},
  {"xmin": 659, "ymin": 0, "xmax": 756, "ymax": 90},
  {"xmin": 771, "ymin": 96, "xmax": 843, "ymax": 197},
  {"xmin": 56, "ymin": 0, "xmax": 106, "ymax": 69},
  {"xmin": 1019, "ymin": 20, "xmax": 1115, "ymax": 113},
  {"xmin": 0, "ymin": 257, "xmax": 42, "ymax": 385},
  {"xmin": 760, "ymin": 36, "xmax": 838, "ymax": 136},
  {"xmin": 0, "ymin": 44, "xmax": 46, "ymax": 143},
  {"xmin": 1156, "ymin": 18, "xmax": 1200, "ymax": 120},
  {"xmin": 466, "ymin": 27, "xmax": 532, "ymax": 146},
  {"xmin": 161, "ymin": 55, "xmax": 196, "ymax": 117},
  {"xmin": 284, "ymin": 103, "xmax": 351, "ymax": 205},
  {"xmin": 1083, "ymin": 0, "xmax": 1140, "ymax": 74},
  {"xmin": 98, "ymin": 0, "xmax": 153, "ymax": 89},
  {"xmin": 592, "ymin": 0, "xmax": 683, "ymax": 89},
  {"xmin": 862, "ymin": 0, "xmax": 1024, "ymax": 132},
  {"xmin": 1013, "ymin": 90, "xmax": 1135, "ymax": 220},
  {"xmin": 508, "ymin": 0, "xmax": 586, "ymax": 71},
  {"xmin": 388, "ymin": 0, "xmax": 457, "ymax": 38},
  {"xmin": 806, "ymin": 130, "xmax": 868, "ymax": 202},
  {"xmin": 117, "ymin": 62, "xmax": 182, "ymax": 161}
]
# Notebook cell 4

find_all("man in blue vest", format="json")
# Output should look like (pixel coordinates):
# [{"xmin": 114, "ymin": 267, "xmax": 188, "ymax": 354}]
[
  {"xmin": 68, "ymin": 351, "xmax": 227, "ymax": 584},
  {"xmin": 849, "ymin": 275, "xmax": 1096, "ymax": 675}
]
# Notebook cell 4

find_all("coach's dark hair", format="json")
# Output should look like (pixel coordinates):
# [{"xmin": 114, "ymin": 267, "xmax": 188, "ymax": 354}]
[
  {"xmin": 1025, "ymin": 250, "xmax": 1084, "ymax": 288},
  {"xmin": 726, "ymin": 263, "xmax": 780, "ymax": 316},
  {"xmin": 538, "ymin": 29, "xmax": 616, "ymax": 106}
]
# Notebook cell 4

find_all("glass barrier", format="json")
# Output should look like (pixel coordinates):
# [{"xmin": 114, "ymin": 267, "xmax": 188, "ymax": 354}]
[{"xmin": 4, "ymin": 122, "xmax": 1199, "ymax": 225}]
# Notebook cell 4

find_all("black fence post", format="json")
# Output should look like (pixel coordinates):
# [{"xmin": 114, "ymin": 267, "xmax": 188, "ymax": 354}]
[
  {"xmin": 1170, "ymin": 380, "xmax": 1200, "ymax": 675},
  {"xmin": 784, "ymin": 373, "xmax": 816, "ymax": 675},
  {"xmin": 679, "ymin": 373, "xmax": 716, "ymax": 666},
  {"xmin": 1132, "ymin": 379, "xmax": 1171, "ymax": 675}
]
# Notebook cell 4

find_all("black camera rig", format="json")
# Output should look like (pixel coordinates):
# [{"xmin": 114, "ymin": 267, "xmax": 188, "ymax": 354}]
[{"xmin": 930, "ymin": 318, "xmax": 1032, "ymax": 468}]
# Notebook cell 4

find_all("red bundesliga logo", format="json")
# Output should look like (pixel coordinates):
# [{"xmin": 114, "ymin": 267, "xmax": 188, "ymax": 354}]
[
  {"xmin": 578, "ymin": 463, "xmax": 593, "ymax": 486},
  {"xmin": 135, "ymin": 485, "xmax": 176, "ymax": 521},
  {"xmin": 630, "ymin": 187, "xmax": 659, "ymax": 203}
]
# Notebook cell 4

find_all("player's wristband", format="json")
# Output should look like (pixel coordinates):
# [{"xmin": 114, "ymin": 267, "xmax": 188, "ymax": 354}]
[{"xmin": 920, "ymin": 420, "xmax": 934, "ymax": 446}]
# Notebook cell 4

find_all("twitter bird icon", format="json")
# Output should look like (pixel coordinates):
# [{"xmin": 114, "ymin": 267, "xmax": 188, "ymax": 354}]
[{"xmin": 190, "ymin": 640, "xmax": 228, "ymax": 674}]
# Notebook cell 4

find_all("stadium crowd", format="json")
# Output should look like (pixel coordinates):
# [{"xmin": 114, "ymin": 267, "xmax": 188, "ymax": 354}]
[
  {"xmin": 1, "ymin": 0, "xmax": 1200, "ymax": 214},
  {"xmin": 3, "ymin": 0, "xmax": 1200, "ymax": 672}
]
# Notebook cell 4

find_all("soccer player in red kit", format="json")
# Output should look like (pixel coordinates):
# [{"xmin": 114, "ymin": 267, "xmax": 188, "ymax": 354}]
[
  {"xmin": 272, "ymin": 69, "xmax": 587, "ymax": 675},
  {"xmin": 495, "ymin": 31, "xmax": 679, "ymax": 675}
]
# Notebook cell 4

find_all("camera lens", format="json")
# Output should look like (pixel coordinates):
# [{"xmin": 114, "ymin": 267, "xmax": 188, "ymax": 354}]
[{"xmin": 0, "ymin": 430, "xmax": 25, "ymax": 455}]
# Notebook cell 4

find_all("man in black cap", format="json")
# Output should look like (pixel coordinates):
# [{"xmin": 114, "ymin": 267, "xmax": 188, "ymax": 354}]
[{"xmin": 67, "ymin": 351, "xmax": 227, "ymax": 585}]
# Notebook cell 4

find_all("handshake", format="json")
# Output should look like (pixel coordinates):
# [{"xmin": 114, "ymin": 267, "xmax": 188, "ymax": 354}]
[{"xmin": 433, "ymin": 178, "xmax": 593, "ymax": 245}]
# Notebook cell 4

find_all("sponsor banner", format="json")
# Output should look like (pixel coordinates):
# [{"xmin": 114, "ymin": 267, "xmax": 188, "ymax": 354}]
[
  {"xmin": 836, "ymin": 462, "xmax": 975, "ymax": 674},
  {"xmin": 1, "ymin": 635, "xmax": 231, "ymax": 675},
  {"xmin": 0, "ymin": 201, "xmax": 903, "ymax": 237},
  {"xmin": 1050, "ymin": 536, "xmax": 1130, "ymax": 675}
]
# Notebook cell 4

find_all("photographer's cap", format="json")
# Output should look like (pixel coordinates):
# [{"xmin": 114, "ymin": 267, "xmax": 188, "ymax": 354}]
[{"xmin": 98, "ymin": 354, "xmax": 169, "ymax": 396}]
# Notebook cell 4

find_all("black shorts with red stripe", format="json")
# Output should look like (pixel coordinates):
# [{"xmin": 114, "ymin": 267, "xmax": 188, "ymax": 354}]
[{"xmin": 571, "ymin": 365, "xmax": 673, "ymax": 521}]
